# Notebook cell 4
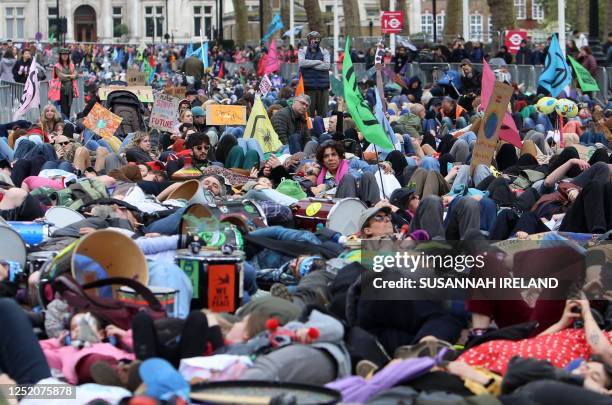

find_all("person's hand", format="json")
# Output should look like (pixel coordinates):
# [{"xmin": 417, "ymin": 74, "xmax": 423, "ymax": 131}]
[
  {"xmin": 262, "ymin": 165, "xmax": 271, "ymax": 177},
  {"xmin": 249, "ymin": 167, "xmax": 259, "ymax": 178},
  {"xmin": 0, "ymin": 262, "xmax": 8, "ymax": 282},
  {"xmin": 570, "ymin": 158, "xmax": 590, "ymax": 171},
  {"xmin": 449, "ymin": 165, "xmax": 461, "ymax": 176},
  {"xmin": 515, "ymin": 231, "xmax": 529, "ymax": 239},
  {"xmin": 567, "ymin": 188, "xmax": 580, "ymax": 202},
  {"xmin": 380, "ymin": 162, "xmax": 393, "ymax": 174},
  {"xmin": 267, "ymin": 155, "xmax": 281, "ymax": 169},
  {"xmin": 558, "ymin": 300, "xmax": 583, "ymax": 329},
  {"xmin": 311, "ymin": 184, "xmax": 326, "ymax": 195},
  {"xmin": 442, "ymin": 194, "xmax": 454, "ymax": 207},
  {"xmin": 79, "ymin": 227, "xmax": 96, "ymax": 235},
  {"xmin": 57, "ymin": 330, "xmax": 69, "ymax": 344},
  {"xmin": 170, "ymin": 133, "xmax": 180, "ymax": 141},
  {"xmin": 105, "ymin": 325, "xmax": 128, "ymax": 338}
]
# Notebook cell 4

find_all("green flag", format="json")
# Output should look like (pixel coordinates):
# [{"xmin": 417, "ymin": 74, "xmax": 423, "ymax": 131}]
[
  {"xmin": 330, "ymin": 75, "xmax": 344, "ymax": 97},
  {"xmin": 568, "ymin": 55, "xmax": 600, "ymax": 92},
  {"xmin": 49, "ymin": 32, "xmax": 56, "ymax": 44},
  {"xmin": 142, "ymin": 59, "xmax": 154, "ymax": 84},
  {"xmin": 342, "ymin": 38, "xmax": 393, "ymax": 150}
]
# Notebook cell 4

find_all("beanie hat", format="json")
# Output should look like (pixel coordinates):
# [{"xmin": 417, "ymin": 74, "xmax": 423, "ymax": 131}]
[{"xmin": 276, "ymin": 178, "xmax": 307, "ymax": 200}]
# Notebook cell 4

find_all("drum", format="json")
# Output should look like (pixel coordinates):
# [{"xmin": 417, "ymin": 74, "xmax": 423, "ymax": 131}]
[
  {"xmin": 0, "ymin": 225, "xmax": 27, "ymax": 269},
  {"xmin": 211, "ymin": 199, "xmax": 267, "ymax": 233},
  {"xmin": 7, "ymin": 221, "xmax": 49, "ymax": 246},
  {"xmin": 118, "ymin": 286, "xmax": 179, "ymax": 317},
  {"xmin": 44, "ymin": 207, "xmax": 86, "ymax": 232},
  {"xmin": 27, "ymin": 251, "xmax": 58, "ymax": 276},
  {"xmin": 175, "ymin": 249, "xmax": 244, "ymax": 312},
  {"xmin": 292, "ymin": 198, "xmax": 368, "ymax": 236}
]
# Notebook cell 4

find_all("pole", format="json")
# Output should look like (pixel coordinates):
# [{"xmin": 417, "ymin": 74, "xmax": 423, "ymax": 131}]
[
  {"xmin": 432, "ymin": 0, "xmax": 437, "ymax": 43},
  {"xmin": 462, "ymin": 0, "xmax": 469, "ymax": 40},
  {"xmin": 218, "ymin": 0, "xmax": 223, "ymax": 41},
  {"xmin": 558, "ymin": 0, "xmax": 565, "ymax": 56},
  {"xmin": 290, "ymin": 0, "xmax": 295, "ymax": 47},
  {"xmin": 588, "ymin": 0, "xmax": 599, "ymax": 42},
  {"xmin": 56, "ymin": 0, "xmax": 60, "ymax": 48},
  {"xmin": 259, "ymin": 0, "xmax": 264, "ymax": 41},
  {"xmin": 373, "ymin": 145, "xmax": 387, "ymax": 199},
  {"xmin": 390, "ymin": 0, "xmax": 396, "ymax": 55},
  {"xmin": 333, "ymin": 0, "xmax": 339, "ymax": 64}
]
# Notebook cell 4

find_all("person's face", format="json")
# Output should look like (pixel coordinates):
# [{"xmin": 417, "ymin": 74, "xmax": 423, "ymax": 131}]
[
  {"xmin": 574, "ymin": 361, "xmax": 610, "ymax": 393},
  {"xmin": 202, "ymin": 176, "xmax": 221, "ymax": 195},
  {"xmin": 442, "ymin": 100, "xmax": 453, "ymax": 113},
  {"xmin": 194, "ymin": 115, "xmax": 205, "ymax": 124},
  {"xmin": 407, "ymin": 195, "xmax": 420, "ymax": 213},
  {"xmin": 54, "ymin": 124, "xmax": 64, "ymax": 135},
  {"xmin": 23, "ymin": 50, "xmax": 31, "ymax": 60},
  {"xmin": 363, "ymin": 212, "xmax": 394, "ymax": 238},
  {"xmin": 139, "ymin": 136, "xmax": 151, "ymax": 152},
  {"xmin": 309, "ymin": 38, "xmax": 320, "ymax": 48},
  {"xmin": 257, "ymin": 177, "xmax": 272, "ymax": 188},
  {"xmin": 192, "ymin": 142, "xmax": 210, "ymax": 161},
  {"xmin": 462, "ymin": 65, "xmax": 473, "ymax": 76},
  {"xmin": 70, "ymin": 314, "xmax": 83, "ymax": 340},
  {"xmin": 328, "ymin": 115, "xmax": 338, "ymax": 133},
  {"xmin": 45, "ymin": 107, "xmax": 56, "ymax": 119},
  {"xmin": 292, "ymin": 98, "xmax": 310, "ymax": 117},
  {"xmin": 398, "ymin": 47, "xmax": 406, "ymax": 56},
  {"xmin": 322, "ymin": 147, "xmax": 340, "ymax": 173},
  {"xmin": 411, "ymin": 81, "xmax": 419, "ymax": 89},
  {"xmin": 182, "ymin": 111, "xmax": 193, "ymax": 124},
  {"xmin": 58, "ymin": 139, "xmax": 71, "ymax": 150}
]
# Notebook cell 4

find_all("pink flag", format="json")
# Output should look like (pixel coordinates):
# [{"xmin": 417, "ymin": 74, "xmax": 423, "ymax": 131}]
[
  {"xmin": 13, "ymin": 56, "xmax": 40, "ymax": 120},
  {"xmin": 262, "ymin": 39, "xmax": 281, "ymax": 76},
  {"xmin": 481, "ymin": 60, "xmax": 522, "ymax": 148}
]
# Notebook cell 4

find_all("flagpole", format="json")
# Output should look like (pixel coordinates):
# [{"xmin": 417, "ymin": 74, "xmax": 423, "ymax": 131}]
[
  {"xmin": 289, "ymin": 0, "xmax": 295, "ymax": 47},
  {"xmin": 558, "ymin": 0, "xmax": 565, "ymax": 56},
  {"xmin": 373, "ymin": 145, "xmax": 387, "ymax": 200},
  {"xmin": 333, "ymin": 0, "xmax": 339, "ymax": 69},
  {"xmin": 389, "ymin": 0, "xmax": 396, "ymax": 55}
]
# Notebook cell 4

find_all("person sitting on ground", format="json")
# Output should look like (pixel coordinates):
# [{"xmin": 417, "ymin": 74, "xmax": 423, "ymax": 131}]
[{"xmin": 271, "ymin": 94, "xmax": 314, "ymax": 155}]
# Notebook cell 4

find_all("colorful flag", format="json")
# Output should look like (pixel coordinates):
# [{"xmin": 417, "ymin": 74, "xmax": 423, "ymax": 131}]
[
  {"xmin": 374, "ymin": 89, "xmax": 401, "ymax": 152},
  {"xmin": 258, "ymin": 39, "xmax": 281, "ymax": 76},
  {"xmin": 216, "ymin": 62, "xmax": 224, "ymax": 78},
  {"xmin": 259, "ymin": 74, "xmax": 272, "ymax": 96},
  {"xmin": 568, "ymin": 55, "xmax": 600, "ymax": 92},
  {"xmin": 481, "ymin": 59, "xmax": 522, "ymax": 148},
  {"xmin": 142, "ymin": 59, "xmax": 155, "ymax": 85},
  {"xmin": 262, "ymin": 14, "xmax": 284, "ymax": 42},
  {"xmin": 244, "ymin": 96, "xmax": 283, "ymax": 152},
  {"xmin": 538, "ymin": 34, "xmax": 572, "ymax": 97},
  {"xmin": 295, "ymin": 75, "xmax": 312, "ymax": 129},
  {"xmin": 13, "ymin": 56, "xmax": 40, "ymax": 120},
  {"xmin": 342, "ymin": 38, "xmax": 394, "ymax": 150},
  {"xmin": 186, "ymin": 42, "xmax": 194, "ymax": 57},
  {"xmin": 202, "ymin": 42, "xmax": 209, "ymax": 69}
]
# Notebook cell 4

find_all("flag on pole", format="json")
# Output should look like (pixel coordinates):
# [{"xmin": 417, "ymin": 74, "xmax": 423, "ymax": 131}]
[
  {"xmin": 342, "ymin": 38, "xmax": 394, "ymax": 150},
  {"xmin": 142, "ymin": 59, "xmax": 155, "ymax": 84},
  {"xmin": 481, "ymin": 59, "xmax": 522, "ymax": 148},
  {"xmin": 567, "ymin": 55, "xmax": 600, "ymax": 92},
  {"xmin": 244, "ymin": 96, "xmax": 283, "ymax": 152},
  {"xmin": 13, "ymin": 56, "xmax": 40, "ymax": 120},
  {"xmin": 186, "ymin": 42, "xmax": 194, "ymax": 57},
  {"xmin": 202, "ymin": 42, "xmax": 209, "ymax": 69},
  {"xmin": 259, "ymin": 74, "xmax": 272, "ymax": 96},
  {"xmin": 538, "ymin": 34, "xmax": 572, "ymax": 97},
  {"xmin": 295, "ymin": 75, "xmax": 313, "ymax": 129},
  {"xmin": 262, "ymin": 14, "xmax": 284, "ymax": 42},
  {"xmin": 258, "ymin": 39, "xmax": 281, "ymax": 76}
]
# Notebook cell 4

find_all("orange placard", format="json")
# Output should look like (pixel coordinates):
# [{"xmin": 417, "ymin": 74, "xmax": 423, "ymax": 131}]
[
  {"xmin": 82, "ymin": 103, "xmax": 123, "ymax": 139},
  {"xmin": 206, "ymin": 104, "xmax": 247, "ymax": 126},
  {"xmin": 207, "ymin": 264, "xmax": 236, "ymax": 313}
]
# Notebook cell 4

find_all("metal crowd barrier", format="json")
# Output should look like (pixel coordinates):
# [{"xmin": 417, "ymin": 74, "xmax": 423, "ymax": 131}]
[{"xmin": 0, "ymin": 78, "xmax": 84, "ymax": 125}]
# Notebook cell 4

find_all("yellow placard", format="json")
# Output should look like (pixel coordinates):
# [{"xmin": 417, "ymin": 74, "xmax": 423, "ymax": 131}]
[
  {"xmin": 206, "ymin": 105, "xmax": 247, "ymax": 126},
  {"xmin": 305, "ymin": 202, "xmax": 322, "ymax": 217}
]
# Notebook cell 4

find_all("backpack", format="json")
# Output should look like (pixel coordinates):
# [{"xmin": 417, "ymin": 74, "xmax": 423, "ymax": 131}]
[{"xmin": 50, "ymin": 178, "xmax": 109, "ymax": 210}]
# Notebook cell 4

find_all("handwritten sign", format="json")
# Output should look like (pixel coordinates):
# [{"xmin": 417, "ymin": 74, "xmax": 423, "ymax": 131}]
[
  {"xmin": 206, "ymin": 104, "xmax": 247, "ymax": 126},
  {"xmin": 83, "ymin": 103, "xmax": 123, "ymax": 139},
  {"xmin": 149, "ymin": 93, "xmax": 180, "ymax": 132},
  {"xmin": 126, "ymin": 69, "xmax": 147, "ymax": 86},
  {"xmin": 470, "ymin": 82, "xmax": 513, "ymax": 174},
  {"xmin": 163, "ymin": 86, "xmax": 186, "ymax": 99},
  {"xmin": 98, "ymin": 86, "xmax": 154, "ymax": 103}
]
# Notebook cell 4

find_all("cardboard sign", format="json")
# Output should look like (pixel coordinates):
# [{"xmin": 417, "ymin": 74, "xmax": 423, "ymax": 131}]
[
  {"xmin": 149, "ymin": 93, "xmax": 180, "ymax": 132},
  {"xmin": 470, "ymin": 82, "xmax": 513, "ymax": 174},
  {"xmin": 83, "ymin": 103, "xmax": 123, "ymax": 139},
  {"xmin": 206, "ymin": 104, "xmax": 247, "ymax": 126},
  {"xmin": 207, "ymin": 264, "xmax": 236, "ymax": 313},
  {"xmin": 98, "ymin": 86, "xmax": 154, "ymax": 103},
  {"xmin": 126, "ymin": 68, "xmax": 147, "ymax": 86},
  {"xmin": 163, "ymin": 86, "xmax": 186, "ymax": 99}
]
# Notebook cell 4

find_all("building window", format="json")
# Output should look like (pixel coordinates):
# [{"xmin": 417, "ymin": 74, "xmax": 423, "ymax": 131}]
[
  {"xmin": 48, "ymin": 7, "xmax": 58, "ymax": 37},
  {"xmin": 436, "ymin": 13, "xmax": 444, "ymax": 36},
  {"xmin": 193, "ymin": 5, "xmax": 214, "ymax": 39},
  {"xmin": 365, "ymin": 7, "xmax": 379, "ymax": 18},
  {"xmin": 532, "ymin": 0, "xmax": 544, "ymax": 20},
  {"xmin": 514, "ymin": 0, "xmax": 526, "ymax": 20},
  {"xmin": 113, "ymin": 7, "xmax": 123, "ymax": 38},
  {"xmin": 488, "ymin": 16, "xmax": 493, "ymax": 42},
  {"xmin": 469, "ymin": 14, "xmax": 483, "ymax": 41},
  {"xmin": 421, "ymin": 13, "xmax": 433, "ymax": 41},
  {"xmin": 5, "ymin": 7, "xmax": 25, "ymax": 39},
  {"xmin": 145, "ymin": 6, "xmax": 164, "ymax": 38}
]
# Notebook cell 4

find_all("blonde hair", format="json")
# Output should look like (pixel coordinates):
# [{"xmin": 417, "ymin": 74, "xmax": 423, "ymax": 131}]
[
  {"xmin": 39, "ymin": 105, "xmax": 61, "ymax": 134},
  {"xmin": 179, "ymin": 109, "xmax": 193, "ymax": 123},
  {"xmin": 126, "ymin": 131, "xmax": 150, "ymax": 149}
]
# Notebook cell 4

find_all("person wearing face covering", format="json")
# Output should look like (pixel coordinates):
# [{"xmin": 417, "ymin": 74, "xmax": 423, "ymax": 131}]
[{"xmin": 298, "ymin": 31, "xmax": 331, "ymax": 117}]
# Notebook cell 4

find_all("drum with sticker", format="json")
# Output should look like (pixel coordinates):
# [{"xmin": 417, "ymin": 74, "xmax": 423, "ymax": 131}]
[
  {"xmin": 292, "ymin": 198, "xmax": 368, "ymax": 236},
  {"xmin": 210, "ymin": 199, "xmax": 267, "ymax": 233},
  {"xmin": 175, "ymin": 249, "xmax": 244, "ymax": 312},
  {"xmin": 118, "ymin": 286, "xmax": 179, "ymax": 317}
]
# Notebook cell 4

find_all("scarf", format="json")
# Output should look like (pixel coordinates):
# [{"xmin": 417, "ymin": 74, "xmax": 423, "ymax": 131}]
[{"xmin": 316, "ymin": 159, "xmax": 350, "ymax": 186}]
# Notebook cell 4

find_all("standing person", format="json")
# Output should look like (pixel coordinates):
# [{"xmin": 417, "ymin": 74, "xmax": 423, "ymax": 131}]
[
  {"xmin": 12, "ymin": 48, "xmax": 32, "ymax": 84},
  {"xmin": 578, "ymin": 46, "xmax": 598, "ymax": 76},
  {"xmin": 393, "ymin": 46, "xmax": 409, "ymax": 74},
  {"xmin": 48, "ymin": 48, "xmax": 79, "ymax": 120},
  {"xmin": 495, "ymin": 45, "xmax": 514, "ymax": 64},
  {"xmin": 298, "ymin": 31, "xmax": 331, "ymax": 117},
  {"xmin": 0, "ymin": 48, "xmax": 16, "ymax": 82},
  {"xmin": 515, "ymin": 39, "xmax": 534, "ymax": 65}
]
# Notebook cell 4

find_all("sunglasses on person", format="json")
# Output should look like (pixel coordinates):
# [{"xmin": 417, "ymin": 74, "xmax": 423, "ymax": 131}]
[
  {"xmin": 371, "ymin": 214, "xmax": 391, "ymax": 223},
  {"xmin": 194, "ymin": 144, "xmax": 210, "ymax": 151},
  {"xmin": 59, "ymin": 141, "xmax": 71, "ymax": 146}
]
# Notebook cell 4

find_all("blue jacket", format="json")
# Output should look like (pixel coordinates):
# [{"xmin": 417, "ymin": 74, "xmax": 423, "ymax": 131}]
[{"xmin": 299, "ymin": 46, "xmax": 331, "ymax": 90}]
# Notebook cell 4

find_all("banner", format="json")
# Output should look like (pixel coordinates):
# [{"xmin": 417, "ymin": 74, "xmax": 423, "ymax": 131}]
[
  {"xmin": 205, "ymin": 104, "xmax": 247, "ymax": 125},
  {"xmin": 342, "ymin": 38, "xmax": 394, "ymax": 150},
  {"xmin": 262, "ymin": 14, "xmax": 284, "ymax": 42},
  {"xmin": 244, "ymin": 96, "xmax": 283, "ymax": 152},
  {"xmin": 13, "ymin": 56, "xmax": 40, "ymax": 120},
  {"xmin": 258, "ymin": 39, "xmax": 281, "ymax": 76},
  {"xmin": 259, "ymin": 74, "xmax": 272, "ymax": 96},
  {"xmin": 568, "ymin": 55, "xmax": 600, "ymax": 92},
  {"xmin": 538, "ymin": 34, "xmax": 572, "ymax": 97},
  {"xmin": 470, "ymin": 82, "xmax": 514, "ymax": 173},
  {"xmin": 149, "ymin": 93, "xmax": 180, "ymax": 132},
  {"xmin": 126, "ymin": 68, "xmax": 147, "ymax": 86},
  {"xmin": 83, "ymin": 103, "xmax": 123, "ymax": 139},
  {"xmin": 163, "ymin": 85, "xmax": 186, "ymax": 99},
  {"xmin": 98, "ymin": 86, "xmax": 154, "ymax": 103}
]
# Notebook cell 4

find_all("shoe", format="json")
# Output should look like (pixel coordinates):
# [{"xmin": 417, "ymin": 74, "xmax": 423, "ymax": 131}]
[
  {"xmin": 356, "ymin": 360, "xmax": 379, "ymax": 379},
  {"xmin": 131, "ymin": 312, "xmax": 158, "ymax": 360},
  {"xmin": 270, "ymin": 283, "xmax": 293, "ymax": 302},
  {"xmin": 394, "ymin": 339, "xmax": 455, "ymax": 360}
]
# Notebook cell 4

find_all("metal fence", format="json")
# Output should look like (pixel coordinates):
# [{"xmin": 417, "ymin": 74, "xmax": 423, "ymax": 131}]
[{"xmin": 0, "ymin": 78, "xmax": 85, "ymax": 124}]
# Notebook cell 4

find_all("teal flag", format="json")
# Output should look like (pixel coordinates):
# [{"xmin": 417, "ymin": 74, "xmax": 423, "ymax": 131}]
[
  {"xmin": 568, "ymin": 55, "xmax": 600, "ymax": 92},
  {"xmin": 538, "ymin": 34, "xmax": 572, "ymax": 97},
  {"xmin": 342, "ymin": 38, "xmax": 394, "ymax": 150}
]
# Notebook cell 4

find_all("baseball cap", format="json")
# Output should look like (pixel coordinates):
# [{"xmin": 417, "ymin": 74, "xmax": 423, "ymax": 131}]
[
  {"xmin": 191, "ymin": 106, "xmax": 205, "ymax": 117},
  {"xmin": 358, "ymin": 206, "xmax": 392, "ymax": 230}
]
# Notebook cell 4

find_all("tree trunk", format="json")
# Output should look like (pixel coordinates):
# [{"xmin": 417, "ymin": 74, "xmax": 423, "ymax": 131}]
[
  {"xmin": 262, "ymin": 0, "xmax": 273, "ymax": 35},
  {"xmin": 606, "ymin": 0, "xmax": 612, "ymax": 40},
  {"xmin": 343, "ymin": 0, "xmax": 362, "ymax": 39},
  {"xmin": 575, "ymin": 0, "xmax": 588, "ymax": 32},
  {"xmin": 233, "ymin": 0, "xmax": 249, "ymax": 46},
  {"xmin": 280, "ymin": 1, "xmax": 290, "ymax": 32},
  {"xmin": 304, "ymin": 0, "xmax": 326, "ymax": 34},
  {"xmin": 397, "ymin": 0, "xmax": 409, "ymax": 35},
  {"xmin": 444, "ymin": 0, "xmax": 462, "ymax": 39},
  {"xmin": 380, "ymin": 0, "xmax": 390, "ymax": 11},
  {"xmin": 487, "ymin": 0, "xmax": 515, "ymax": 53}
]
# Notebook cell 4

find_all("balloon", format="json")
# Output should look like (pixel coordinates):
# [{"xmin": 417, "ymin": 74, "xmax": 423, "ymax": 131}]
[
  {"xmin": 554, "ymin": 99, "xmax": 578, "ymax": 118},
  {"xmin": 536, "ymin": 97, "xmax": 557, "ymax": 114}
]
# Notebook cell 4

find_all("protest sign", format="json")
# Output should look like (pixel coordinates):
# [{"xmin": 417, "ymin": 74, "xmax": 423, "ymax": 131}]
[
  {"xmin": 568, "ymin": 55, "xmax": 600, "ymax": 92},
  {"xmin": 98, "ymin": 86, "xmax": 154, "ymax": 103},
  {"xmin": 149, "ymin": 94, "xmax": 180, "ymax": 132},
  {"xmin": 83, "ymin": 103, "xmax": 123, "ymax": 139},
  {"xmin": 470, "ymin": 82, "xmax": 513, "ymax": 174},
  {"xmin": 163, "ymin": 85, "xmax": 187, "ymax": 99},
  {"xmin": 206, "ymin": 105, "xmax": 247, "ymax": 125},
  {"xmin": 126, "ymin": 68, "xmax": 147, "ymax": 86}
]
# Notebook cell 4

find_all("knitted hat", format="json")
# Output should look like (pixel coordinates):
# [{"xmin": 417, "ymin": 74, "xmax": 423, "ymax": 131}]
[{"xmin": 276, "ymin": 179, "xmax": 307, "ymax": 200}]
